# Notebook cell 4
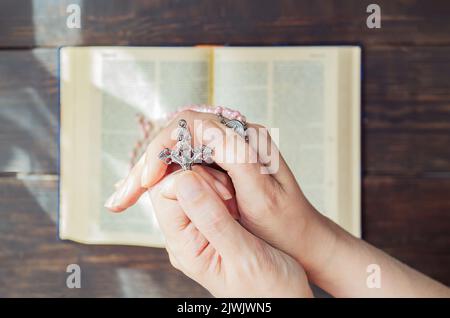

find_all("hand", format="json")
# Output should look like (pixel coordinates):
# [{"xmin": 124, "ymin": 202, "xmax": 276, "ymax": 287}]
[
  {"xmin": 150, "ymin": 168, "xmax": 313, "ymax": 297},
  {"xmin": 105, "ymin": 110, "xmax": 335, "ymax": 284},
  {"xmin": 105, "ymin": 110, "xmax": 450, "ymax": 297}
]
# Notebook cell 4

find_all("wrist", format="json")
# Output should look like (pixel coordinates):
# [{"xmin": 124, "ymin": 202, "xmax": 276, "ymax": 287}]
[{"xmin": 291, "ymin": 204, "xmax": 343, "ymax": 284}]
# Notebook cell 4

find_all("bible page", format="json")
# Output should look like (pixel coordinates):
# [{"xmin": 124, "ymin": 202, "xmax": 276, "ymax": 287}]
[
  {"xmin": 60, "ymin": 47, "xmax": 211, "ymax": 246},
  {"xmin": 212, "ymin": 47, "xmax": 341, "ymax": 226}
]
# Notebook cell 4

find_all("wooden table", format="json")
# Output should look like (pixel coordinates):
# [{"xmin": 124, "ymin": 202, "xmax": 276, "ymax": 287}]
[{"xmin": 0, "ymin": 0, "xmax": 449, "ymax": 297}]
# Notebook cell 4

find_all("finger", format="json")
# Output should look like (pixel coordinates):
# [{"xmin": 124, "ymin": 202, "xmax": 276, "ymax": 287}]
[
  {"xmin": 149, "ymin": 174, "xmax": 191, "ymax": 236},
  {"xmin": 161, "ymin": 166, "xmax": 240, "ymax": 220},
  {"xmin": 105, "ymin": 109, "xmax": 287, "ymax": 213},
  {"xmin": 160, "ymin": 166, "xmax": 232, "ymax": 201},
  {"xmin": 196, "ymin": 119, "xmax": 279, "ymax": 212},
  {"xmin": 166, "ymin": 244, "xmax": 182, "ymax": 270},
  {"xmin": 201, "ymin": 164, "xmax": 229, "ymax": 185},
  {"xmin": 189, "ymin": 166, "xmax": 240, "ymax": 220},
  {"xmin": 114, "ymin": 178, "xmax": 125, "ymax": 189},
  {"xmin": 150, "ymin": 182, "xmax": 217, "ymax": 277},
  {"xmin": 117, "ymin": 116, "xmax": 277, "ymax": 218},
  {"xmin": 105, "ymin": 110, "xmax": 217, "ymax": 212},
  {"xmin": 197, "ymin": 117, "xmax": 292, "ymax": 186},
  {"xmin": 246, "ymin": 122, "xmax": 295, "ymax": 188},
  {"xmin": 192, "ymin": 166, "xmax": 233, "ymax": 201},
  {"xmin": 104, "ymin": 153, "xmax": 147, "ymax": 212},
  {"xmin": 141, "ymin": 111, "xmax": 218, "ymax": 188},
  {"xmin": 175, "ymin": 170, "xmax": 248, "ymax": 258}
]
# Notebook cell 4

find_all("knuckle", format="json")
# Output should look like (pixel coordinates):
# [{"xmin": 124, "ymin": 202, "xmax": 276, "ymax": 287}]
[
  {"xmin": 250, "ymin": 123, "xmax": 269, "ymax": 138},
  {"xmin": 203, "ymin": 118, "xmax": 216, "ymax": 127},
  {"xmin": 253, "ymin": 123, "xmax": 267, "ymax": 130},
  {"xmin": 178, "ymin": 109, "xmax": 196, "ymax": 119},
  {"xmin": 168, "ymin": 253, "xmax": 180, "ymax": 270},
  {"xmin": 173, "ymin": 110, "xmax": 196, "ymax": 126},
  {"xmin": 253, "ymin": 178, "xmax": 280, "ymax": 214},
  {"xmin": 168, "ymin": 244, "xmax": 196, "ymax": 277},
  {"xmin": 204, "ymin": 119, "xmax": 224, "ymax": 135},
  {"xmin": 182, "ymin": 225, "xmax": 209, "ymax": 257},
  {"xmin": 198, "ymin": 119, "xmax": 224, "ymax": 146},
  {"xmin": 203, "ymin": 210, "xmax": 230, "ymax": 237},
  {"xmin": 230, "ymin": 162, "xmax": 256, "ymax": 179},
  {"xmin": 189, "ymin": 189, "xmax": 209, "ymax": 208},
  {"xmin": 166, "ymin": 246, "xmax": 181, "ymax": 270},
  {"xmin": 204, "ymin": 118, "xmax": 221, "ymax": 131},
  {"xmin": 263, "ymin": 181, "xmax": 280, "ymax": 211}
]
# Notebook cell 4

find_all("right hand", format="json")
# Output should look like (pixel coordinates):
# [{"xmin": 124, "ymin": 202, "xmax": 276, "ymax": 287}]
[{"xmin": 150, "ymin": 169, "xmax": 313, "ymax": 297}]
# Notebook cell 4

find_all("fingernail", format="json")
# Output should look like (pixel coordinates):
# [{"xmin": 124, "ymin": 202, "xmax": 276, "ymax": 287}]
[
  {"xmin": 104, "ymin": 177, "xmax": 133, "ymax": 209},
  {"xmin": 214, "ymin": 179, "xmax": 232, "ymax": 201},
  {"xmin": 176, "ymin": 172, "xmax": 204, "ymax": 201},
  {"xmin": 104, "ymin": 191, "xmax": 117, "ymax": 209},
  {"xmin": 114, "ymin": 178, "xmax": 125, "ymax": 189}
]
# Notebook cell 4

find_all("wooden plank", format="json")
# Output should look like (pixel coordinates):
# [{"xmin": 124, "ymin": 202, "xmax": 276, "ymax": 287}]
[
  {"xmin": 363, "ymin": 176, "xmax": 450, "ymax": 285},
  {"xmin": 363, "ymin": 46, "xmax": 450, "ymax": 175},
  {"xmin": 0, "ymin": 49, "xmax": 58, "ymax": 174},
  {"xmin": 0, "ymin": 177, "xmax": 210, "ymax": 297},
  {"xmin": 1, "ymin": 0, "xmax": 450, "ymax": 47},
  {"xmin": 364, "ymin": 46, "xmax": 450, "ymax": 130},
  {"xmin": 364, "ymin": 130, "xmax": 450, "ymax": 176}
]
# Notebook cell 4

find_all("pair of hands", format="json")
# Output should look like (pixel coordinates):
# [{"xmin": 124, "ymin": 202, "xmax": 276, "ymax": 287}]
[{"xmin": 104, "ymin": 110, "xmax": 335, "ymax": 297}]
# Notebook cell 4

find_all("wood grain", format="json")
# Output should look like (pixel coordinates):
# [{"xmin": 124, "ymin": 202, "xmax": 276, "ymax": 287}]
[
  {"xmin": 1, "ymin": 0, "xmax": 450, "ymax": 47},
  {"xmin": 1, "ymin": 175, "xmax": 448, "ymax": 297},
  {"xmin": 364, "ymin": 130, "xmax": 450, "ymax": 176},
  {"xmin": 363, "ymin": 176, "xmax": 450, "ymax": 284},
  {"xmin": 0, "ymin": 177, "xmax": 210, "ymax": 297},
  {"xmin": 364, "ymin": 47, "xmax": 450, "ymax": 130},
  {"xmin": 0, "ymin": 0, "xmax": 449, "ymax": 296}
]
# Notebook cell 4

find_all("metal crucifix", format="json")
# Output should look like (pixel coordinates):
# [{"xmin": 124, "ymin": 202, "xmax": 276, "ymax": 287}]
[{"xmin": 158, "ymin": 119, "xmax": 213, "ymax": 171}]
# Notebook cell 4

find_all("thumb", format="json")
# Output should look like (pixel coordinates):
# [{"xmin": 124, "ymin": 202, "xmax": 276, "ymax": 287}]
[{"xmin": 175, "ymin": 170, "xmax": 247, "ymax": 258}]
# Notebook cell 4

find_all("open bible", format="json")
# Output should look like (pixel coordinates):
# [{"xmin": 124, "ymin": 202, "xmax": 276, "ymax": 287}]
[{"xmin": 59, "ymin": 46, "xmax": 361, "ymax": 247}]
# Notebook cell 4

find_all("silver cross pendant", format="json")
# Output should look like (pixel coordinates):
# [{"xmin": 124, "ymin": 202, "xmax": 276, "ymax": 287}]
[{"xmin": 158, "ymin": 119, "xmax": 213, "ymax": 171}]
